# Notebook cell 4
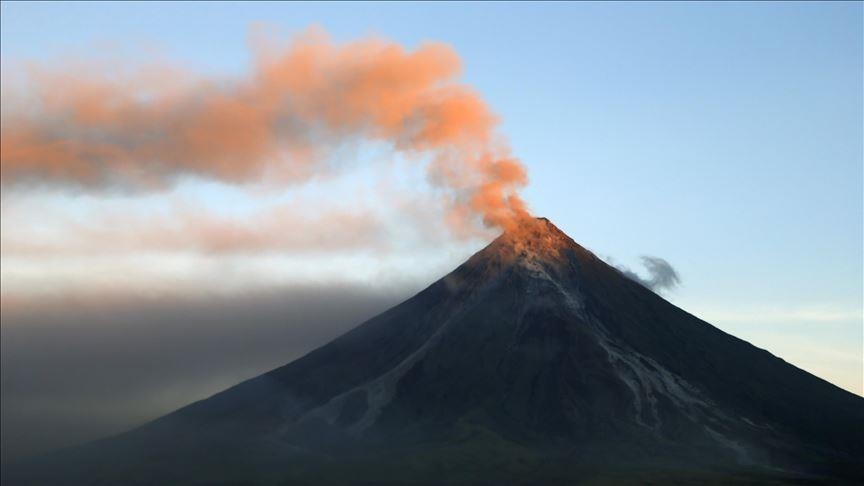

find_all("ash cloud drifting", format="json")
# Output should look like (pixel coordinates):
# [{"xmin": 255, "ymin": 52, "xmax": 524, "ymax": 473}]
[
  {"xmin": 1, "ymin": 203, "xmax": 393, "ymax": 257},
  {"xmin": 0, "ymin": 285, "xmax": 411, "ymax": 465},
  {"xmin": 616, "ymin": 256, "xmax": 681, "ymax": 292},
  {"xmin": 1, "ymin": 27, "xmax": 529, "ymax": 234}
]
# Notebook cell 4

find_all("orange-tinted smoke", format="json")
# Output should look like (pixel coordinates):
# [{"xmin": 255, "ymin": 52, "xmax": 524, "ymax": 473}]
[{"xmin": 1, "ymin": 28, "xmax": 530, "ymax": 232}]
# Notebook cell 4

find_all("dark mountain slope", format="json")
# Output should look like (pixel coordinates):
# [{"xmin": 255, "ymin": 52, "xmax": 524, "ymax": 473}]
[{"xmin": 6, "ymin": 218, "xmax": 863, "ymax": 485}]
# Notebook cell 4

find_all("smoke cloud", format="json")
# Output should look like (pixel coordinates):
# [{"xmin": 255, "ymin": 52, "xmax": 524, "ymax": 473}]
[
  {"xmin": 0, "ymin": 27, "xmax": 529, "ymax": 233},
  {"xmin": 0, "ymin": 284, "xmax": 412, "ymax": 465},
  {"xmin": 1, "ymin": 203, "xmax": 392, "ymax": 257},
  {"xmin": 616, "ymin": 256, "xmax": 681, "ymax": 292}
]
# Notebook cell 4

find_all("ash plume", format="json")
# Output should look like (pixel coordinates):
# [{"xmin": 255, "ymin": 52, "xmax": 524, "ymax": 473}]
[{"xmin": 0, "ymin": 27, "xmax": 529, "ymax": 234}]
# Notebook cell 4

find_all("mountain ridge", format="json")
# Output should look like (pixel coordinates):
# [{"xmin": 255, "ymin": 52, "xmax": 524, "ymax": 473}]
[{"xmin": 6, "ymin": 217, "xmax": 863, "ymax": 485}]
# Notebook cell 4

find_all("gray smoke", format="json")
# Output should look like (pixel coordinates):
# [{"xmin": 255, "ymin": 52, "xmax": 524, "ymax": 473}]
[
  {"xmin": 0, "ymin": 284, "xmax": 414, "ymax": 466},
  {"xmin": 616, "ymin": 256, "xmax": 681, "ymax": 292}
]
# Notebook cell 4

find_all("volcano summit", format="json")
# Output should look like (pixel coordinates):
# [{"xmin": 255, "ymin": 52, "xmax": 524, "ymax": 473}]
[{"xmin": 7, "ymin": 218, "xmax": 863, "ymax": 484}]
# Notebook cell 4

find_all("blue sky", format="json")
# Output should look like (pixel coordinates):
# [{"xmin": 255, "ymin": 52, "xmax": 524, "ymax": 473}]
[{"xmin": 1, "ymin": 2, "xmax": 861, "ymax": 393}]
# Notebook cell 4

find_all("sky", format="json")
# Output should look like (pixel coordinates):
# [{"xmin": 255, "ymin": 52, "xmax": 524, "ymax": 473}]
[{"xmin": 1, "ymin": 1, "xmax": 862, "ymax": 464}]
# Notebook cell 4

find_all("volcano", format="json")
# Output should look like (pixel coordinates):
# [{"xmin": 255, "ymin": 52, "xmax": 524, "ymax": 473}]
[{"xmin": 7, "ymin": 218, "xmax": 863, "ymax": 484}]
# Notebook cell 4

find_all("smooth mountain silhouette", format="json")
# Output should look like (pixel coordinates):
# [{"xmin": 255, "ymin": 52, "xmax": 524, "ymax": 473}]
[{"xmin": 6, "ymin": 218, "xmax": 863, "ymax": 485}]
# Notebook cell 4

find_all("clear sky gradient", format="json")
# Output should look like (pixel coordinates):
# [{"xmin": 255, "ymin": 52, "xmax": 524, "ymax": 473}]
[{"xmin": 1, "ymin": 2, "xmax": 861, "ymax": 394}]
